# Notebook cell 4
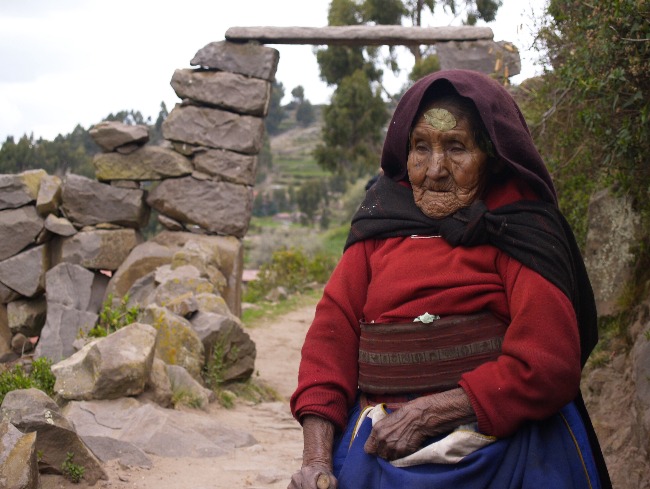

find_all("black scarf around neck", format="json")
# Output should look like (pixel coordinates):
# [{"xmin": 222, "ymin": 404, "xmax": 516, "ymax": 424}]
[{"xmin": 345, "ymin": 175, "xmax": 597, "ymax": 368}]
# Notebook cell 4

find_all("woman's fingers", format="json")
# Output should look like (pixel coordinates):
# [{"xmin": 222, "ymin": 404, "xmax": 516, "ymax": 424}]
[
  {"xmin": 287, "ymin": 466, "xmax": 338, "ymax": 489},
  {"xmin": 364, "ymin": 407, "xmax": 427, "ymax": 460}
]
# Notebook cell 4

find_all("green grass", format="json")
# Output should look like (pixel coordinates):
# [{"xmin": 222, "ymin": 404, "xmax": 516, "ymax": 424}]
[
  {"xmin": 321, "ymin": 225, "xmax": 349, "ymax": 257},
  {"xmin": 242, "ymin": 288, "xmax": 322, "ymax": 327},
  {"xmin": 248, "ymin": 216, "xmax": 295, "ymax": 231},
  {"xmin": 274, "ymin": 156, "xmax": 328, "ymax": 177}
]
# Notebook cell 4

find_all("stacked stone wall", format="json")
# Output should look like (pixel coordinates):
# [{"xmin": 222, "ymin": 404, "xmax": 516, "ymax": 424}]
[{"xmin": 0, "ymin": 40, "xmax": 278, "ymax": 365}]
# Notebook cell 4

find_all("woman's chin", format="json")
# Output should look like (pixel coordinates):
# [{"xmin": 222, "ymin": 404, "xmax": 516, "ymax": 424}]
[{"xmin": 417, "ymin": 204, "xmax": 455, "ymax": 219}]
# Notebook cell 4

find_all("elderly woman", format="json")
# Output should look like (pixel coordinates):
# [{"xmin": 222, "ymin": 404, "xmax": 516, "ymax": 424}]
[{"xmin": 288, "ymin": 70, "xmax": 611, "ymax": 489}]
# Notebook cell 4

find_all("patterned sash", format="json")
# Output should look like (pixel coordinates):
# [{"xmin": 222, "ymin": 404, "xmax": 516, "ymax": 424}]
[{"xmin": 358, "ymin": 312, "xmax": 508, "ymax": 394}]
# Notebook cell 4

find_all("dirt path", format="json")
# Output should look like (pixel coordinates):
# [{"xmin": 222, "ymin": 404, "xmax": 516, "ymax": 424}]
[{"xmin": 41, "ymin": 303, "xmax": 317, "ymax": 489}]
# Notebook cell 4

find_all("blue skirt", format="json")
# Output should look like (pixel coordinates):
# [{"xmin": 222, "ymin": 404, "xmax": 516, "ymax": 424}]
[{"xmin": 332, "ymin": 401, "xmax": 601, "ymax": 489}]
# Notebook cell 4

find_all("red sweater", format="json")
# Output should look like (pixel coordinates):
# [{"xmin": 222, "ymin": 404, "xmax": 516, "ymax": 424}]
[{"xmin": 290, "ymin": 180, "xmax": 582, "ymax": 438}]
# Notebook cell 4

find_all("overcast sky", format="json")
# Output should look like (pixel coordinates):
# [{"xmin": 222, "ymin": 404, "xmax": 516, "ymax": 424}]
[{"xmin": 0, "ymin": 0, "xmax": 547, "ymax": 143}]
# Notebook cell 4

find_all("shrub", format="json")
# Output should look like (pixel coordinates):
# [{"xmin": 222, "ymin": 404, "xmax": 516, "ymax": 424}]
[
  {"xmin": 0, "ymin": 357, "xmax": 56, "ymax": 404},
  {"xmin": 30, "ymin": 357, "xmax": 56, "ymax": 395},
  {"xmin": 523, "ymin": 0, "xmax": 650, "ymax": 249},
  {"xmin": 243, "ymin": 247, "xmax": 338, "ymax": 303},
  {"xmin": 88, "ymin": 294, "xmax": 140, "ymax": 338},
  {"xmin": 0, "ymin": 365, "xmax": 32, "ymax": 404}
]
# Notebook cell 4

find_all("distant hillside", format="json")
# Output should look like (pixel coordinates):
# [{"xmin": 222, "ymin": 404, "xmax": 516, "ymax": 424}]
[{"xmin": 264, "ymin": 105, "xmax": 329, "ymax": 189}]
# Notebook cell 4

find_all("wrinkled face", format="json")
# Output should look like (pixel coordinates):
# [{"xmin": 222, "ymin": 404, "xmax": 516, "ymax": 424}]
[{"xmin": 407, "ymin": 105, "xmax": 488, "ymax": 219}]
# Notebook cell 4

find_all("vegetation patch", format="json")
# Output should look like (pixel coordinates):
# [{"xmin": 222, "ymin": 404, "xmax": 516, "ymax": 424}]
[
  {"xmin": 0, "ymin": 357, "xmax": 56, "ymax": 404},
  {"xmin": 243, "ymin": 248, "xmax": 336, "ymax": 304},
  {"xmin": 61, "ymin": 452, "xmax": 85, "ymax": 483},
  {"xmin": 87, "ymin": 294, "xmax": 141, "ymax": 338},
  {"xmin": 171, "ymin": 389, "xmax": 204, "ymax": 410}
]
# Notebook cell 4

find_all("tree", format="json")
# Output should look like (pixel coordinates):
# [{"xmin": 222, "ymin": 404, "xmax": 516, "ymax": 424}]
[
  {"xmin": 104, "ymin": 110, "xmax": 149, "ymax": 125},
  {"xmin": 314, "ymin": 69, "xmax": 388, "ymax": 176},
  {"xmin": 291, "ymin": 86, "xmax": 305, "ymax": 103},
  {"xmin": 265, "ymin": 81, "xmax": 287, "ymax": 135},
  {"xmin": 295, "ymin": 179, "xmax": 327, "ymax": 223},
  {"xmin": 521, "ymin": 0, "xmax": 650, "ymax": 249},
  {"xmin": 0, "ymin": 101, "xmax": 173, "ymax": 177},
  {"xmin": 364, "ymin": 0, "xmax": 502, "ymax": 60},
  {"xmin": 152, "ymin": 102, "xmax": 169, "ymax": 143},
  {"xmin": 0, "ymin": 135, "xmax": 37, "ymax": 174},
  {"xmin": 296, "ymin": 100, "xmax": 316, "ymax": 127}
]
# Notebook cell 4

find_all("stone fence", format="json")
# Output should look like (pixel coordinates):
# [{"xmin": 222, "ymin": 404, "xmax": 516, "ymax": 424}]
[{"xmin": 0, "ymin": 40, "xmax": 279, "ymax": 367}]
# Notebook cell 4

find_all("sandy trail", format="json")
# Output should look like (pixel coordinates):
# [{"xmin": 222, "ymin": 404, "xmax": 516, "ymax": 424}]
[{"xmin": 41, "ymin": 303, "xmax": 317, "ymax": 489}]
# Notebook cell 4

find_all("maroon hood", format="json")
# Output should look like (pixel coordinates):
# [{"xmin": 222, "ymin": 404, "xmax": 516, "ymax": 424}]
[{"xmin": 380, "ymin": 70, "xmax": 557, "ymax": 205}]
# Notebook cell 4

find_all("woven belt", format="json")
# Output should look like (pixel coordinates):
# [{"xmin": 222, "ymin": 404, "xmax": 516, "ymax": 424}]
[{"xmin": 358, "ymin": 311, "xmax": 507, "ymax": 395}]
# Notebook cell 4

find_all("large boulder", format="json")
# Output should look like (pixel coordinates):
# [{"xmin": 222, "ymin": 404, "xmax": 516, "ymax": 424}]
[
  {"xmin": 33, "ymin": 263, "xmax": 103, "ymax": 362},
  {"xmin": 191, "ymin": 309, "xmax": 256, "ymax": 382},
  {"xmin": 190, "ymin": 40, "xmax": 279, "ymax": 81},
  {"xmin": 0, "ymin": 388, "xmax": 106, "ymax": 484},
  {"xmin": 43, "ymin": 214, "xmax": 76, "ymax": 237},
  {"xmin": 89, "ymin": 121, "xmax": 149, "ymax": 152},
  {"xmin": 50, "ymin": 228, "xmax": 143, "ymax": 271},
  {"xmin": 0, "ymin": 170, "xmax": 47, "ymax": 211},
  {"xmin": 166, "ymin": 364, "xmax": 214, "ymax": 409},
  {"xmin": 34, "ymin": 303, "xmax": 98, "ymax": 362},
  {"xmin": 6, "ymin": 296, "xmax": 47, "ymax": 337},
  {"xmin": 60, "ymin": 174, "xmax": 149, "ymax": 229},
  {"xmin": 51, "ymin": 322, "xmax": 157, "ymax": 400},
  {"xmin": 140, "ymin": 305, "xmax": 205, "ymax": 380},
  {"xmin": 104, "ymin": 240, "xmax": 175, "ymax": 301},
  {"xmin": 93, "ymin": 145, "xmax": 193, "ymax": 181},
  {"xmin": 0, "ymin": 245, "xmax": 49, "ymax": 298},
  {"xmin": 35, "ymin": 174, "xmax": 62, "ymax": 216},
  {"xmin": 584, "ymin": 187, "xmax": 641, "ymax": 316},
  {"xmin": 0, "ymin": 420, "xmax": 39, "ymax": 489},
  {"xmin": 193, "ymin": 148, "xmax": 258, "ymax": 186},
  {"xmin": 162, "ymin": 105, "xmax": 264, "ymax": 155},
  {"xmin": 79, "ymin": 435, "xmax": 152, "ymax": 469},
  {"xmin": 436, "ymin": 40, "xmax": 521, "ymax": 77},
  {"xmin": 140, "ymin": 357, "xmax": 173, "ymax": 408},
  {"xmin": 0, "ymin": 206, "xmax": 44, "ymax": 261},
  {"xmin": 171, "ymin": 69, "xmax": 271, "ymax": 116},
  {"xmin": 62, "ymin": 397, "xmax": 256, "ymax": 458},
  {"xmin": 43, "ymin": 262, "xmax": 96, "ymax": 311},
  {"xmin": 151, "ymin": 232, "xmax": 244, "ymax": 317},
  {"xmin": 147, "ymin": 176, "xmax": 253, "ymax": 238}
]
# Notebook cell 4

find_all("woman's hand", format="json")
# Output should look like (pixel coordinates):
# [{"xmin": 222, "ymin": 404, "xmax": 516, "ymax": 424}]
[
  {"xmin": 364, "ymin": 387, "xmax": 476, "ymax": 460},
  {"xmin": 288, "ymin": 465, "xmax": 338, "ymax": 489},
  {"xmin": 288, "ymin": 415, "xmax": 338, "ymax": 489}
]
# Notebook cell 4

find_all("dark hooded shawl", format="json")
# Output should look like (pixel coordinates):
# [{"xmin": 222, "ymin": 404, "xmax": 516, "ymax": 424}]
[{"xmin": 344, "ymin": 70, "xmax": 610, "ymax": 487}]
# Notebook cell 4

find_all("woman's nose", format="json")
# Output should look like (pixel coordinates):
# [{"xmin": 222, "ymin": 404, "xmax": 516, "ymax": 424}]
[{"xmin": 425, "ymin": 151, "xmax": 448, "ymax": 179}]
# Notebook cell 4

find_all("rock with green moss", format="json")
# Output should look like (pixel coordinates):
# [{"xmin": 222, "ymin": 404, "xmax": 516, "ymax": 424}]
[
  {"xmin": 0, "ymin": 420, "xmax": 39, "ymax": 489},
  {"xmin": 51, "ymin": 322, "xmax": 157, "ymax": 400},
  {"xmin": 140, "ymin": 305, "xmax": 205, "ymax": 380},
  {"xmin": 0, "ymin": 169, "xmax": 47, "ymax": 211}
]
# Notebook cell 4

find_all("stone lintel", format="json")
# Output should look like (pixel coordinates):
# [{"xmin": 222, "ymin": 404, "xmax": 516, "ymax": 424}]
[{"xmin": 225, "ymin": 25, "xmax": 493, "ymax": 46}]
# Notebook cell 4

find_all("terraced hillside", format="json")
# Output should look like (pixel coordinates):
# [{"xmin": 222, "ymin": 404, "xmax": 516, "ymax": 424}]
[{"xmin": 269, "ymin": 123, "xmax": 325, "ymax": 186}]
